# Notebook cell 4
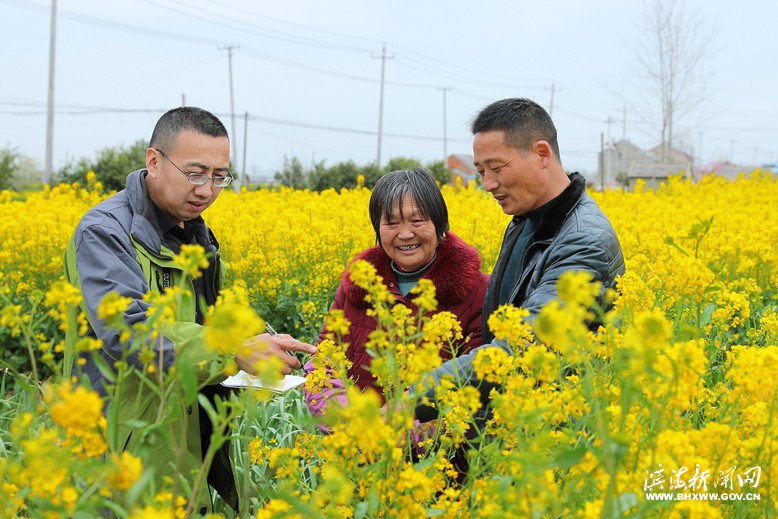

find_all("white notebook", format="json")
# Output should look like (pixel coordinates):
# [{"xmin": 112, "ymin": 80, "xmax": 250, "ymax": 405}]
[{"xmin": 221, "ymin": 370, "xmax": 307, "ymax": 393}]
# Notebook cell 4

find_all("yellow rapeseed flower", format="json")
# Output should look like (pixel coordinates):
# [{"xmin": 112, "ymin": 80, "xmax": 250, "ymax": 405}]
[
  {"xmin": 256, "ymin": 499, "xmax": 303, "ymax": 519},
  {"xmin": 725, "ymin": 345, "xmax": 778, "ymax": 406},
  {"xmin": 473, "ymin": 345, "xmax": 515, "ymax": 385},
  {"xmin": 172, "ymin": 243, "xmax": 210, "ymax": 280},
  {"xmin": 486, "ymin": 304, "xmax": 533, "ymax": 349},
  {"xmin": 204, "ymin": 301, "xmax": 264, "ymax": 356},
  {"xmin": 96, "ymin": 291, "xmax": 133, "ymax": 323},
  {"xmin": 128, "ymin": 505, "xmax": 176, "ymax": 519},
  {"xmin": 107, "ymin": 451, "xmax": 143, "ymax": 490},
  {"xmin": 248, "ymin": 437, "xmax": 272, "ymax": 465},
  {"xmin": 410, "ymin": 278, "xmax": 438, "ymax": 313},
  {"xmin": 324, "ymin": 309, "xmax": 351, "ymax": 338},
  {"xmin": 47, "ymin": 381, "xmax": 104, "ymax": 437}
]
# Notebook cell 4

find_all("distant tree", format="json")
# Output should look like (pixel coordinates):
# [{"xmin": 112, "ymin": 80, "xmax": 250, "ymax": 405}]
[
  {"xmin": 360, "ymin": 162, "xmax": 383, "ymax": 188},
  {"xmin": 308, "ymin": 160, "xmax": 360, "ymax": 192},
  {"xmin": 425, "ymin": 160, "xmax": 452, "ymax": 185},
  {"xmin": 14, "ymin": 155, "xmax": 44, "ymax": 190},
  {"xmin": 0, "ymin": 146, "xmax": 21, "ymax": 190},
  {"xmin": 383, "ymin": 156, "xmax": 422, "ymax": 174},
  {"xmin": 55, "ymin": 158, "xmax": 91, "ymax": 186},
  {"xmin": 272, "ymin": 155, "xmax": 451, "ymax": 191},
  {"xmin": 56, "ymin": 139, "xmax": 147, "ymax": 191},
  {"xmin": 632, "ymin": 0, "xmax": 711, "ymax": 161},
  {"xmin": 274, "ymin": 156, "xmax": 308, "ymax": 189},
  {"xmin": 306, "ymin": 160, "xmax": 328, "ymax": 190},
  {"xmin": 381, "ymin": 157, "xmax": 452, "ymax": 185}
]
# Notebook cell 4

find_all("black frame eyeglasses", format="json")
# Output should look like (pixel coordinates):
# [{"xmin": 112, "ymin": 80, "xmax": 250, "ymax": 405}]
[{"xmin": 154, "ymin": 148, "xmax": 234, "ymax": 188}]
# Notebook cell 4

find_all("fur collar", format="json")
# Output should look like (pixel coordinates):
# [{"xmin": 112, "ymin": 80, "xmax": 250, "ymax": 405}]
[{"xmin": 342, "ymin": 231, "xmax": 483, "ymax": 307}]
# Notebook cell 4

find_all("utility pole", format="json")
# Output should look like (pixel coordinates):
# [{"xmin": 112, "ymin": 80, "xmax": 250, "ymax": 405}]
[
  {"xmin": 219, "ymin": 45, "xmax": 239, "ymax": 190},
  {"xmin": 544, "ymin": 82, "xmax": 558, "ymax": 117},
  {"xmin": 605, "ymin": 116, "xmax": 614, "ymax": 186},
  {"xmin": 436, "ymin": 87, "xmax": 452, "ymax": 164},
  {"xmin": 600, "ymin": 132, "xmax": 605, "ymax": 192},
  {"xmin": 44, "ymin": 0, "xmax": 58, "ymax": 185},
  {"xmin": 372, "ymin": 44, "xmax": 394, "ymax": 168},
  {"xmin": 661, "ymin": 99, "xmax": 672, "ymax": 162},
  {"xmin": 622, "ymin": 105, "xmax": 627, "ymax": 142},
  {"xmin": 242, "ymin": 111, "xmax": 248, "ymax": 187}
]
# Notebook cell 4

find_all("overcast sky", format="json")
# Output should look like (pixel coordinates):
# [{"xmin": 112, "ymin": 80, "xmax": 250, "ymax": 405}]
[{"xmin": 2, "ymin": 0, "xmax": 777, "ymax": 182}]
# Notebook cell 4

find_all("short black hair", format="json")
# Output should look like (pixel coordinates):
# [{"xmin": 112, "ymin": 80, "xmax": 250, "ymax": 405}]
[
  {"xmin": 149, "ymin": 106, "xmax": 229, "ymax": 152},
  {"xmin": 369, "ymin": 168, "xmax": 449, "ymax": 244},
  {"xmin": 471, "ymin": 98, "xmax": 561, "ymax": 161}
]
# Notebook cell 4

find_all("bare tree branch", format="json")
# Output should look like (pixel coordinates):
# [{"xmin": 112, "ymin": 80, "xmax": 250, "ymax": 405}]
[{"xmin": 630, "ymin": 0, "xmax": 712, "ymax": 161}]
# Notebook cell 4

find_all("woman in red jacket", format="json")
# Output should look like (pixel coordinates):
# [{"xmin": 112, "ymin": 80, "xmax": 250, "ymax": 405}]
[{"xmin": 304, "ymin": 168, "xmax": 489, "ymax": 418}]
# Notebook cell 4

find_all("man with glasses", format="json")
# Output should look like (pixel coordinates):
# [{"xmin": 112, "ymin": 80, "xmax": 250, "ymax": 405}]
[{"xmin": 64, "ymin": 106, "xmax": 316, "ymax": 513}]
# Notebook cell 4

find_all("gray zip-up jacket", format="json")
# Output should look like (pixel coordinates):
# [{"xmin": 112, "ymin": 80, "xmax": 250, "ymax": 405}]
[
  {"xmin": 63, "ymin": 169, "xmax": 237, "ymax": 511},
  {"xmin": 64, "ymin": 169, "xmax": 223, "ymax": 394},
  {"xmin": 415, "ymin": 172, "xmax": 624, "ymax": 421}
]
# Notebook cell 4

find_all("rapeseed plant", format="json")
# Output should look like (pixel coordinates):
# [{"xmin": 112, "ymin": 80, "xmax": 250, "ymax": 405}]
[{"xmin": 1, "ymin": 170, "xmax": 777, "ymax": 516}]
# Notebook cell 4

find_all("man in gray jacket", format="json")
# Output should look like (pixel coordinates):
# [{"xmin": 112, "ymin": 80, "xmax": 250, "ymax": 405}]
[
  {"xmin": 415, "ymin": 97, "xmax": 624, "ymax": 421},
  {"xmin": 65, "ymin": 106, "xmax": 316, "ymax": 513}
]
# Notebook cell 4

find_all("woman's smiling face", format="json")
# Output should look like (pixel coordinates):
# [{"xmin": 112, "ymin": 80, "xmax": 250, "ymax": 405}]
[{"xmin": 379, "ymin": 194, "xmax": 439, "ymax": 272}]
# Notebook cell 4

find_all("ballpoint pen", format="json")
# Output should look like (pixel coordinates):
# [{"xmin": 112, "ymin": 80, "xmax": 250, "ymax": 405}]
[
  {"xmin": 265, "ymin": 322, "xmax": 278, "ymax": 336},
  {"xmin": 265, "ymin": 322, "xmax": 300, "ymax": 367}
]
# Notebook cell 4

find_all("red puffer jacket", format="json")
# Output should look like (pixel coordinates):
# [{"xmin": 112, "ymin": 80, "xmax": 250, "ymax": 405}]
[{"xmin": 307, "ymin": 232, "xmax": 489, "ymax": 406}]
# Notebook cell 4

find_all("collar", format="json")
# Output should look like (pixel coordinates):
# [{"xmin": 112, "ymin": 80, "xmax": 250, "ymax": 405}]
[
  {"xmin": 512, "ymin": 172, "xmax": 587, "ymax": 242},
  {"xmin": 126, "ymin": 169, "xmax": 208, "ymax": 256},
  {"xmin": 342, "ymin": 232, "xmax": 483, "ymax": 307},
  {"xmin": 151, "ymin": 198, "xmax": 204, "ymax": 240},
  {"xmin": 390, "ymin": 252, "xmax": 437, "ymax": 281},
  {"xmin": 152, "ymin": 201, "xmax": 178, "ymax": 235}
]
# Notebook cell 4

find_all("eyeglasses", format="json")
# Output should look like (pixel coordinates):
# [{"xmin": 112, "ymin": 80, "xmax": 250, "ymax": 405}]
[{"xmin": 154, "ymin": 148, "xmax": 234, "ymax": 188}]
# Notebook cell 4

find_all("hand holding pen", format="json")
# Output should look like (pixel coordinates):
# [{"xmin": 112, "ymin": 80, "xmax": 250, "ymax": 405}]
[
  {"xmin": 265, "ymin": 323, "xmax": 302, "ymax": 368},
  {"xmin": 235, "ymin": 322, "xmax": 317, "ymax": 377}
]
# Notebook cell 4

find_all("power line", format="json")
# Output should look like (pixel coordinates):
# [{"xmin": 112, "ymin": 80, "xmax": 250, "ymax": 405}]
[
  {"xmin": 392, "ymin": 55, "xmax": 544, "ymax": 91},
  {"xmin": 390, "ymin": 42, "xmax": 547, "ymax": 86},
  {"xmin": 11, "ymin": 0, "xmax": 550, "ymax": 92},
  {"xmin": 245, "ymin": 112, "xmax": 470, "ymax": 142},
  {"xmin": 138, "ymin": 0, "xmax": 371, "ymax": 53},
  {"xmin": 0, "ymin": 101, "xmax": 470, "ymax": 142},
  {"xmin": 8, "ymin": 0, "xmax": 226, "ymax": 47},
  {"xmin": 243, "ymin": 47, "xmax": 450, "ymax": 90}
]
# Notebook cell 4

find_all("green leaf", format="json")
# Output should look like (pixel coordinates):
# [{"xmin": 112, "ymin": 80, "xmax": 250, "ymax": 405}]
[
  {"xmin": 664, "ymin": 235, "xmax": 688, "ymax": 256},
  {"xmin": 126, "ymin": 467, "xmax": 156, "ymax": 507},
  {"xmin": 553, "ymin": 444, "xmax": 588, "ymax": 470},
  {"xmin": 675, "ymin": 324, "xmax": 699, "ymax": 341},
  {"xmin": 92, "ymin": 353, "xmax": 118, "ymax": 384},
  {"xmin": 699, "ymin": 303, "xmax": 715, "ymax": 327},
  {"xmin": 123, "ymin": 418, "xmax": 151, "ymax": 429},
  {"xmin": 177, "ymin": 351, "xmax": 199, "ymax": 405}
]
